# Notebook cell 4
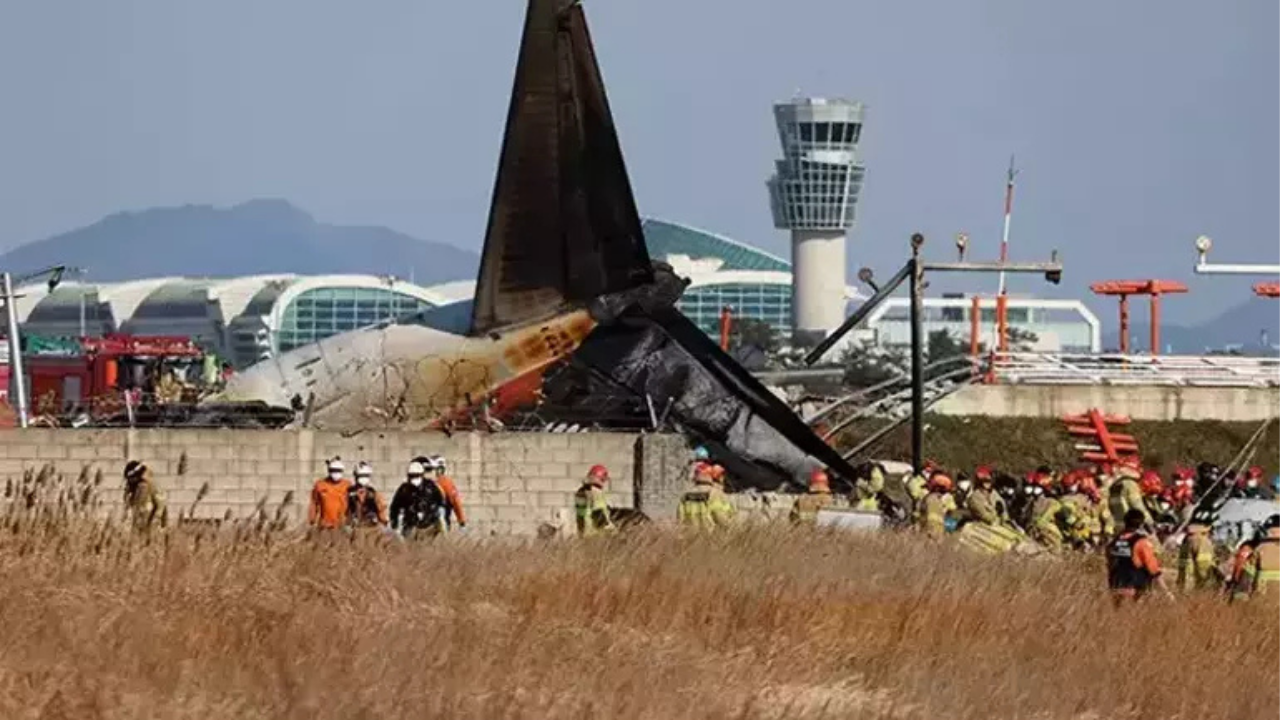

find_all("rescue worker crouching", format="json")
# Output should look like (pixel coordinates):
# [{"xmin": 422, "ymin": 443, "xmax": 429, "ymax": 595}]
[
  {"xmin": 308, "ymin": 458, "xmax": 352, "ymax": 531},
  {"xmin": 390, "ymin": 461, "xmax": 446, "ymax": 539},
  {"xmin": 790, "ymin": 468, "xmax": 834, "ymax": 525},
  {"xmin": 965, "ymin": 465, "xmax": 1009, "ymax": 528},
  {"xmin": 123, "ymin": 460, "xmax": 167, "ymax": 533},
  {"xmin": 677, "ymin": 462, "xmax": 735, "ymax": 530},
  {"xmin": 1025, "ymin": 470, "xmax": 1065, "ymax": 551},
  {"xmin": 916, "ymin": 471, "xmax": 957, "ymax": 538},
  {"xmin": 850, "ymin": 462, "xmax": 885, "ymax": 513},
  {"xmin": 575, "ymin": 465, "xmax": 616, "ymax": 537},
  {"xmin": 347, "ymin": 461, "xmax": 389, "ymax": 530},
  {"xmin": 1057, "ymin": 470, "xmax": 1101, "ymax": 549},
  {"xmin": 1107, "ymin": 509, "xmax": 1172, "ymax": 603}
]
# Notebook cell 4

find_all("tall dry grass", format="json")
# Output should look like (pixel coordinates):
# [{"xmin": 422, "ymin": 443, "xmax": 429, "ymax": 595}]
[{"xmin": 0, "ymin": 470, "xmax": 1274, "ymax": 720}]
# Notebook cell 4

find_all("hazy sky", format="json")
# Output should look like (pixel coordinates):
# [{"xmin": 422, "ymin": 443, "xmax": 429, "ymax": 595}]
[{"xmin": 0, "ymin": 0, "xmax": 1275, "ymax": 323}]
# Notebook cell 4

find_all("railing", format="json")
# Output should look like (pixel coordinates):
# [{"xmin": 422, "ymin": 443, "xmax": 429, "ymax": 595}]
[{"xmin": 986, "ymin": 353, "xmax": 1280, "ymax": 388}]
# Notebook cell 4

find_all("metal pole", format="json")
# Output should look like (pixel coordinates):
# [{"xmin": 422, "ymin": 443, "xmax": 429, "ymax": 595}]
[
  {"xmin": 1118, "ymin": 295, "xmax": 1130, "ymax": 354},
  {"xmin": 1150, "ymin": 292, "xmax": 1161, "ymax": 356},
  {"xmin": 909, "ymin": 239, "xmax": 924, "ymax": 476},
  {"xmin": 4, "ymin": 272, "xmax": 28, "ymax": 428},
  {"xmin": 969, "ymin": 295, "xmax": 980, "ymax": 357}
]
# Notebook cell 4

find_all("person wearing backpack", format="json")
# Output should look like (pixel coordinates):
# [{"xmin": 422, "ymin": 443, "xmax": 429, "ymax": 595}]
[{"xmin": 389, "ymin": 461, "xmax": 446, "ymax": 539}]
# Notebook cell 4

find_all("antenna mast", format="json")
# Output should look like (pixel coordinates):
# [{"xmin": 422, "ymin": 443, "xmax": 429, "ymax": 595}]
[{"xmin": 997, "ymin": 155, "xmax": 1017, "ymax": 296}]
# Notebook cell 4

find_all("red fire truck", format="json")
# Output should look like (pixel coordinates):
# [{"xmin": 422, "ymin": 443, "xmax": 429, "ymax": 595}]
[{"xmin": 22, "ymin": 334, "xmax": 208, "ymax": 422}]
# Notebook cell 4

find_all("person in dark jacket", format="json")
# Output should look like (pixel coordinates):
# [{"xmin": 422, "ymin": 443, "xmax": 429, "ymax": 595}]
[{"xmin": 389, "ymin": 461, "xmax": 446, "ymax": 538}]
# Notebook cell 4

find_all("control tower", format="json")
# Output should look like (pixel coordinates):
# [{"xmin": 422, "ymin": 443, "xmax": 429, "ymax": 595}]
[{"xmin": 767, "ymin": 98, "xmax": 866, "ymax": 344}]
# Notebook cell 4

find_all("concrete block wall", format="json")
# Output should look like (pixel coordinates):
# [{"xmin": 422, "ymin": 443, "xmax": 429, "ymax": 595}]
[
  {"xmin": 935, "ymin": 384, "xmax": 1280, "ymax": 422},
  {"xmin": 0, "ymin": 429, "xmax": 640, "ymax": 536}
]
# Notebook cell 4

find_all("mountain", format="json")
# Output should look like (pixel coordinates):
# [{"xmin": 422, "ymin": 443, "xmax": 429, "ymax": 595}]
[
  {"xmin": 1101, "ymin": 296, "xmax": 1280, "ymax": 353},
  {"xmin": 0, "ymin": 199, "xmax": 479, "ymax": 284}
]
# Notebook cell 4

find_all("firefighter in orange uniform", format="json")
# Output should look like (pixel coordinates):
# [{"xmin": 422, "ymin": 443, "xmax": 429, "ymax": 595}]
[{"xmin": 309, "ymin": 457, "xmax": 352, "ymax": 531}]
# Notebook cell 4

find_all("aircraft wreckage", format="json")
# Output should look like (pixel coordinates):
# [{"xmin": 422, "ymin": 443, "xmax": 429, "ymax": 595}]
[{"xmin": 204, "ymin": 0, "xmax": 860, "ymax": 491}]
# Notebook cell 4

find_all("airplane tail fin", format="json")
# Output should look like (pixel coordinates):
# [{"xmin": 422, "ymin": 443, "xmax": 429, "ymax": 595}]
[{"xmin": 469, "ymin": 0, "xmax": 653, "ymax": 337}]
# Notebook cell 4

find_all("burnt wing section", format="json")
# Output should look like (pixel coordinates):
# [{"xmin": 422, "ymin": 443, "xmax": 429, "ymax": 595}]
[{"xmin": 469, "ymin": 0, "xmax": 653, "ymax": 337}]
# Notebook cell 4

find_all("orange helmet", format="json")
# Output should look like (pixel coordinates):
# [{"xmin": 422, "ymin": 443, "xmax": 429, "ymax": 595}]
[
  {"xmin": 808, "ymin": 468, "xmax": 830, "ymax": 492},
  {"xmin": 709, "ymin": 464, "xmax": 727, "ymax": 484},
  {"xmin": 930, "ymin": 473, "xmax": 954, "ymax": 492},
  {"xmin": 1139, "ymin": 470, "xmax": 1163, "ymax": 496},
  {"xmin": 693, "ymin": 462, "xmax": 715, "ymax": 484},
  {"xmin": 588, "ymin": 464, "xmax": 610, "ymax": 485}
]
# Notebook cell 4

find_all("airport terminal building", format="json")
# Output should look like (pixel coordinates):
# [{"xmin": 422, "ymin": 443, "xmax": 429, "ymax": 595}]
[{"xmin": 9, "ymin": 217, "xmax": 871, "ymax": 368}]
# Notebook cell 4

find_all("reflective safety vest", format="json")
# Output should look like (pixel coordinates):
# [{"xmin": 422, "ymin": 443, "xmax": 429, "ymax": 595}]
[
  {"xmin": 677, "ymin": 485, "xmax": 735, "ymax": 530},
  {"xmin": 790, "ymin": 492, "xmax": 833, "ymax": 525},
  {"xmin": 1108, "ymin": 532, "xmax": 1153, "ymax": 594},
  {"xmin": 574, "ymin": 484, "xmax": 614, "ymax": 537}
]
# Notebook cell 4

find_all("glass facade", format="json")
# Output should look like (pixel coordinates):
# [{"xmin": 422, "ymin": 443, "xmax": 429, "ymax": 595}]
[
  {"xmin": 676, "ymin": 283, "xmax": 792, "ymax": 339},
  {"xmin": 768, "ymin": 99, "xmax": 867, "ymax": 232},
  {"xmin": 642, "ymin": 219, "xmax": 790, "ymax": 272},
  {"xmin": 278, "ymin": 287, "xmax": 435, "ymax": 352}
]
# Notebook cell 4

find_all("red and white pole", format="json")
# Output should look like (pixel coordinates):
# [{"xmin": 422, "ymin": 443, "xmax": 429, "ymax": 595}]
[{"xmin": 997, "ymin": 155, "xmax": 1016, "ymax": 297}]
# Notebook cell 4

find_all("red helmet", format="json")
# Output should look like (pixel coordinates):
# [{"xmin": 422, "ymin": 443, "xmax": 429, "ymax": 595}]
[
  {"xmin": 1139, "ymin": 470, "xmax": 1163, "ymax": 496},
  {"xmin": 975, "ymin": 465, "xmax": 993, "ymax": 481},
  {"xmin": 1172, "ymin": 466, "xmax": 1194, "ymax": 482},
  {"xmin": 1061, "ymin": 471, "xmax": 1082, "ymax": 492},
  {"xmin": 709, "ymin": 464, "xmax": 727, "ymax": 483},
  {"xmin": 588, "ymin": 464, "xmax": 610, "ymax": 485},
  {"xmin": 808, "ymin": 468, "xmax": 830, "ymax": 491},
  {"xmin": 1170, "ymin": 484, "xmax": 1193, "ymax": 506},
  {"xmin": 1246, "ymin": 466, "xmax": 1264, "ymax": 480},
  {"xmin": 930, "ymin": 473, "xmax": 954, "ymax": 492}
]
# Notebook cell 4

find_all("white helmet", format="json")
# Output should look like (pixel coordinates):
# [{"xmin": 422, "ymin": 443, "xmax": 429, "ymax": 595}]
[
  {"xmin": 406, "ymin": 461, "xmax": 426, "ymax": 477},
  {"xmin": 430, "ymin": 454, "xmax": 446, "ymax": 473},
  {"xmin": 355, "ymin": 461, "xmax": 372, "ymax": 479},
  {"xmin": 326, "ymin": 458, "xmax": 344, "ymax": 473}
]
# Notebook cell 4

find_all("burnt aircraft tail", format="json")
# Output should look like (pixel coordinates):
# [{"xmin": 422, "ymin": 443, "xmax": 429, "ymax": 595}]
[{"xmin": 470, "ymin": 0, "xmax": 653, "ymax": 337}]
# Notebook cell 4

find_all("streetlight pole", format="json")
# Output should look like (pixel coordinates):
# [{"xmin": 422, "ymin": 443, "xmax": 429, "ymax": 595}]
[
  {"xmin": 3, "ymin": 273, "xmax": 28, "ymax": 428},
  {"xmin": 908, "ymin": 235, "xmax": 925, "ymax": 473},
  {"xmin": 2, "ymin": 265, "xmax": 72, "ymax": 429}
]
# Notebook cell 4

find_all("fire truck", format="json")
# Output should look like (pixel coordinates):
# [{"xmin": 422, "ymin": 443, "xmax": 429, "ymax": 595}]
[{"xmin": 21, "ymin": 334, "xmax": 210, "ymax": 424}]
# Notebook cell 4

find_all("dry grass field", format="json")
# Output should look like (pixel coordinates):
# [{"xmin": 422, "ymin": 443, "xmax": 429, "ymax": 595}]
[{"xmin": 0, "ymin": 486, "xmax": 1274, "ymax": 720}]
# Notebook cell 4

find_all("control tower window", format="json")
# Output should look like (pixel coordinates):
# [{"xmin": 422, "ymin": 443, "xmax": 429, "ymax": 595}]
[
  {"xmin": 799, "ymin": 123, "xmax": 813, "ymax": 142},
  {"xmin": 815, "ymin": 122, "xmax": 829, "ymax": 143},
  {"xmin": 851, "ymin": 123, "xmax": 862, "ymax": 143}
]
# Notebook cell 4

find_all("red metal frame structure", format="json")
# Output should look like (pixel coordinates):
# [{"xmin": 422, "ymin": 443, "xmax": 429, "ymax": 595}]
[
  {"xmin": 1254, "ymin": 282, "xmax": 1280, "ymax": 299},
  {"xmin": 1063, "ymin": 408, "xmax": 1140, "ymax": 464},
  {"xmin": 718, "ymin": 306, "xmax": 732, "ymax": 352},
  {"xmin": 1089, "ymin": 280, "xmax": 1188, "ymax": 356}
]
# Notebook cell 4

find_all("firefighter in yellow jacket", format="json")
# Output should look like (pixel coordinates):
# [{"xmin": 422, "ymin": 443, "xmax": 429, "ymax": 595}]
[
  {"xmin": 1026, "ymin": 472, "xmax": 1065, "ymax": 551},
  {"xmin": 1058, "ymin": 470, "xmax": 1101, "ymax": 548},
  {"xmin": 1107, "ymin": 460, "xmax": 1152, "ymax": 530},
  {"xmin": 123, "ymin": 460, "xmax": 167, "ymax": 533},
  {"xmin": 917, "ymin": 472, "xmax": 958, "ymax": 538},
  {"xmin": 575, "ymin": 465, "xmax": 616, "ymax": 537},
  {"xmin": 678, "ymin": 463, "xmax": 735, "ymax": 530},
  {"xmin": 790, "ymin": 468, "xmax": 835, "ymax": 525},
  {"xmin": 1177, "ymin": 514, "xmax": 1218, "ymax": 592}
]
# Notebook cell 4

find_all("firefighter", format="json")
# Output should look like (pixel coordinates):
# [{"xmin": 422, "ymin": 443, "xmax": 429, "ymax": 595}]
[
  {"xmin": 917, "ymin": 472, "xmax": 958, "ymax": 538},
  {"xmin": 1107, "ymin": 508, "xmax": 1171, "ymax": 603},
  {"xmin": 965, "ymin": 465, "xmax": 1009, "ymax": 527},
  {"xmin": 389, "ymin": 461, "xmax": 446, "ymax": 538},
  {"xmin": 1026, "ymin": 472, "xmax": 1065, "ymax": 551},
  {"xmin": 1177, "ymin": 510, "xmax": 1218, "ymax": 593},
  {"xmin": 1246, "ymin": 514, "xmax": 1280, "ymax": 598},
  {"xmin": 1107, "ymin": 459, "xmax": 1152, "ymax": 530},
  {"xmin": 308, "ymin": 458, "xmax": 352, "ymax": 531},
  {"xmin": 1058, "ymin": 470, "xmax": 1100, "ymax": 549},
  {"xmin": 905, "ymin": 461, "xmax": 933, "ymax": 508},
  {"xmin": 1235, "ymin": 467, "xmax": 1267, "ymax": 500},
  {"xmin": 347, "ymin": 461, "xmax": 389, "ymax": 528},
  {"xmin": 850, "ymin": 462, "xmax": 884, "ymax": 512},
  {"xmin": 1138, "ymin": 470, "xmax": 1168, "ymax": 525},
  {"xmin": 575, "ymin": 465, "xmax": 616, "ymax": 537},
  {"xmin": 1168, "ymin": 467, "xmax": 1196, "ymax": 525},
  {"xmin": 122, "ymin": 460, "xmax": 167, "ymax": 534},
  {"xmin": 419, "ymin": 455, "xmax": 467, "ymax": 531},
  {"xmin": 678, "ymin": 462, "xmax": 735, "ymax": 530},
  {"xmin": 790, "ymin": 468, "xmax": 835, "ymax": 525}
]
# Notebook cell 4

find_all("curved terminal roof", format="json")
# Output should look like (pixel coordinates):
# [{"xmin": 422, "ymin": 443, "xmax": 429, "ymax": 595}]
[{"xmin": 642, "ymin": 218, "xmax": 790, "ymax": 272}]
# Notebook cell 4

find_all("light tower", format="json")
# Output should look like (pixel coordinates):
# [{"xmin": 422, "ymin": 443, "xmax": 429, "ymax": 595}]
[{"xmin": 767, "ymin": 97, "xmax": 866, "ymax": 345}]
